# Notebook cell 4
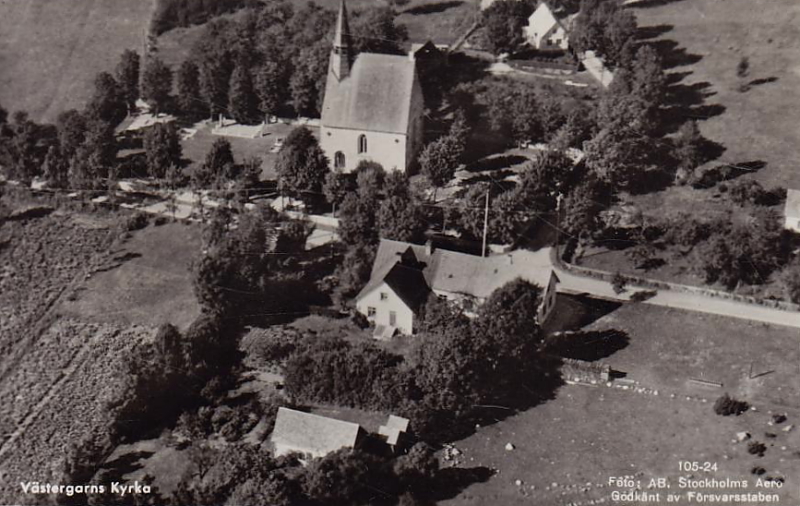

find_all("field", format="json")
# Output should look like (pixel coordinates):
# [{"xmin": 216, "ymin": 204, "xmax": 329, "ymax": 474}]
[
  {"xmin": 441, "ymin": 300, "xmax": 800, "ymax": 505},
  {"xmin": 57, "ymin": 220, "xmax": 203, "ymax": 330},
  {"xmin": 0, "ymin": 0, "xmax": 155, "ymax": 122},
  {"xmin": 630, "ymin": 0, "xmax": 800, "ymax": 189},
  {"xmin": 0, "ymin": 199, "xmax": 203, "ymax": 503}
]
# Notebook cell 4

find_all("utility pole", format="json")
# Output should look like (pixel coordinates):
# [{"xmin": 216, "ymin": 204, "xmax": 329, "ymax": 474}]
[{"xmin": 481, "ymin": 191, "xmax": 490, "ymax": 257}]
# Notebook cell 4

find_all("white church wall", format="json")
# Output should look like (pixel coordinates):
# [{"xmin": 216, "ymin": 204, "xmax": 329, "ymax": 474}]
[{"xmin": 321, "ymin": 127, "xmax": 409, "ymax": 173}]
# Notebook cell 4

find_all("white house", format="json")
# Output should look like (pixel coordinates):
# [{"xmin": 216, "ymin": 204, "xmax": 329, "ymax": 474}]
[
  {"xmin": 784, "ymin": 189, "xmax": 800, "ymax": 232},
  {"xmin": 270, "ymin": 408, "xmax": 363, "ymax": 460},
  {"xmin": 355, "ymin": 239, "xmax": 560, "ymax": 338},
  {"xmin": 320, "ymin": 0, "xmax": 425, "ymax": 173},
  {"xmin": 524, "ymin": 2, "xmax": 571, "ymax": 51}
]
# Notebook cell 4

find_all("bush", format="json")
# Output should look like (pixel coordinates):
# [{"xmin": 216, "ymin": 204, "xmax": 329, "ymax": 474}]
[
  {"xmin": 713, "ymin": 393, "xmax": 749, "ymax": 416},
  {"xmin": 123, "ymin": 212, "xmax": 148, "ymax": 232},
  {"xmin": 629, "ymin": 289, "xmax": 657, "ymax": 302},
  {"xmin": 611, "ymin": 271, "xmax": 627, "ymax": 294},
  {"xmin": 747, "ymin": 441, "xmax": 766, "ymax": 457}
]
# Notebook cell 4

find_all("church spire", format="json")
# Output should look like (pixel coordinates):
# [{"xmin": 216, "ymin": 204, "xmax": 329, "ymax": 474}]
[{"xmin": 330, "ymin": 0, "xmax": 353, "ymax": 81}]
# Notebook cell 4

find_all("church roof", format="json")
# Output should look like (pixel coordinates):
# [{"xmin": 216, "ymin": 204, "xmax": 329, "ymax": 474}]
[{"xmin": 322, "ymin": 53, "xmax": 418, "ymax": 135}]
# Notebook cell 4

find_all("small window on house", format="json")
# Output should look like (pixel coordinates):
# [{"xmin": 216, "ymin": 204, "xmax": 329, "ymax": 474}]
[
  {"xmin": 358, "ymin": 134, "xmax": 367, "ymax": 154},
  {"xmin": 389, "ymin": 311, "xmax": 397, "ymax": 326},
  {"xmin": 334, "ymin": 151, "xmax": 345, "ymax": 169},
  {"xmin": 367, "ymin": 307, "xmax": 376, "ymax": 317},
  {"xmin": 437, "ymin": 294, "xmax": 447, "ymax": 301},
  {"xmin": 380, "ymin": 292, "xmax": 388, "ymax": 301}
]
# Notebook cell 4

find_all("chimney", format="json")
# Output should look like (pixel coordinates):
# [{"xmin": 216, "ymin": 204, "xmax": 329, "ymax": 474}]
[{"xmin": 425, "ymin": 240, "xmax": 434, "ymax": 256}]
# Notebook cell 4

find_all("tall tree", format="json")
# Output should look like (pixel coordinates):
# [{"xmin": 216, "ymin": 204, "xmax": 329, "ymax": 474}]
[
  {"xmin": 350, "ymin": 6, "xmax": 408, "ymax": 55},
  {"xmin": 419, "ymin": 136, "xmax": 461, "ymax": 201},
  {"xmin": 673, "ymin": 120, "xmax": 703, "ymax": 182},
  {"xmin": 177, "ymin": 60, "xmax": 207, "ymax": 119},
  {"xmin": 378, "ymin": 179, "xmax": 426, "ymax": 243},
  {"xmin": 86, "ymin": 72, "xmax": 127, "ymax": 126},
  {"xmin": 116, "ymin": 49, "xmax": 141, "ymax": 114},
  {"xmin": 69, "ymin": 120, "xmax": 118, "ymax": 189},
  {"xmin": 323, "ymin": 169, "xmax": 356, "ymax": 215},
  {"xmin": 144, "ymin": 122, "xmax": 183, "ymax": 179},
  {"xmin": 255, "ymin": 60, "xmax": 285, "ymax": 119},
  {"xmin": 481, "ymin": 0, "xmax": 528, "ymax": 55},
  {"xmin": 228, "ymin": 63, "xmax": 260, "ymax": 125},
  {"xmin": 56, "ymin": 110, "xmax": 88, "ymax": 160},
  {"xmin": 274, "ymin": 126, "xmax": 329, "ymax": 203},
  {"xmin": 141, "ymin": 57, "xmax": 173, "ymax": 116}
]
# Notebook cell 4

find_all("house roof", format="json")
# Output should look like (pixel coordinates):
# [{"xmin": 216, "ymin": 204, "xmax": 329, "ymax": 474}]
[
  {"xmin": 357, "ymin": 239, "xmax": 545, "ymax": 307},
  {"xmin": 527, "ymin": 2, "xmax": 564, "ymax": 33},
  {"xmin": 322, "ymin": 53, "xmax": 418, "ymax": 135},
  {"xmin": 270, "ymin": 407, "xmax": 361, "ymax": 457},
  {"xmin": 378, "ymin": 415, "xmax": 410, "ymax": 446},
  {"xmin": 785, "ymin": 189, "xmax": 800, "ymax": 220}
]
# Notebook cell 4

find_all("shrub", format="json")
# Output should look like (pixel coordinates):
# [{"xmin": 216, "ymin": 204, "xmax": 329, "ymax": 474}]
[
  {"xmin": 611, "ymin": 271, "xmax": 627, "ymax": 294},
  {"xmin": 123, "ymin": 212, "xmax": 148, "ymax": 232},
  {"xmin": 747, "ymin": 441, "xmax": 766, "ymax": 457},
  {"xmin": 713, "ymin": 393, "xmax": 749, "ymax": 416},
  {"xmin": 629, "ymin": 289, "xmax": 657, "ymax": 302}
]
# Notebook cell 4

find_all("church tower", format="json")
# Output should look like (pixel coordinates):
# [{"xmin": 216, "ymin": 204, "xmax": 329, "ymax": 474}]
[{"xmin": 330, "ymin": 0, "xmax": 353, "ymax": 82}]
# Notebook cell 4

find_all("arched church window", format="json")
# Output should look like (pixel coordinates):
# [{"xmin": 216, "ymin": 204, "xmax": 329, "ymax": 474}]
[
  {"xmin": 358, "ymin": 134, "xmax": 367, "ymax": 154},
  {"xmin": 334, "ymin": 151, "xmax": 345, "ymax": 169}
]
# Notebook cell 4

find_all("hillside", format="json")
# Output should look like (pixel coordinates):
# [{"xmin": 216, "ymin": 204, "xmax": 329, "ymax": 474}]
[{"xmin": 0, "ymin": 0, "xmax": 155, "ymax": 123}]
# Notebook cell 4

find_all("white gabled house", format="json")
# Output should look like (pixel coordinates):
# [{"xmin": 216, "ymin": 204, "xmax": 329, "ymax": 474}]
[
  {"xmin": 524, "ymin": 2, "xmax": 571, "ymax": 51},
  {"xmin": 355, "ymin": 239, "xmax": 560, "ymax": 339}
]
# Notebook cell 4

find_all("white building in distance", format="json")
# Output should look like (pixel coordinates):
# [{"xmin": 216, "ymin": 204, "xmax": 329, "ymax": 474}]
[
  {"xmin": 524, "ymin": 2, "xmax": 572, "ymax": 51},
  {"xmin": 320, "ymin": 0, "xmax": 425, "ymax": 173}
]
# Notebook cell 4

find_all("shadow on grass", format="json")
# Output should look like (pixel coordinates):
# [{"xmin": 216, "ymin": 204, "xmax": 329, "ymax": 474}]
[
  {"xmin": 691, "ymin": 160, "xmax": 767, "ymax": 189},
  {"xmin": 636, "ymin": 23, "xmax": 674, "ymax": 41},
  {"xmin": 102, "ymin": 450, "xmax": 154, "ymax": 478},
  {"xmin": 544, "ymin": 293, "xmax": 623, "ymax": 333},
  {"xmin": 628, "ymin": 0, "xmax": 687, "ymax": 9},
  {"xmin": 546, "ymin": 329, "xmax": 630, "ymax": 362},
  {"xmin": 404, "ymin": 0, "xmax": 464, "ymax": 15},
  {"xmin": 649, "ymin": 38, "xmax": 702, "ymax": 69},
  {"xmin": 748, "ymin": 76, "xmax": 779, "ymax": 88},
  {"xmin": 427, "ymin": 466, "xmax": 494, "ymax": 502}
]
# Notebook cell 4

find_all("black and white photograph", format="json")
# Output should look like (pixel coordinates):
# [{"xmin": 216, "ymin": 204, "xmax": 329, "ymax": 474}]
[{"xmin": 0, "ymin": 0, "xmax": 798, "ymax": 504}]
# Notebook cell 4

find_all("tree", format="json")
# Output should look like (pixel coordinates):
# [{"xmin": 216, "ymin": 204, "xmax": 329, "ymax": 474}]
[
  {"xmin": 354, "ymin": 160, "xmax": 386, "ymax": 201},
  {"xmin": 177, "ymin": 60, "xmax": 207, "ymax": 119},
  {"xmin": 333, "ymin": 243, "xmax": 377, "ymax": 301},
  {"xmin": 255, "ymin": 60, "xmax": 285, "ymax": 118},
  {"xmin": 551, "ymin": 104, "xmax": 595, "ymax": 150},
  {"xmin": 393, "ymin": 443, "xmax": 439, "ymax": 498},
  {"xmin": 482, "ymin": 0, "xmax": 528, "ymax": 55},
  {"xmin": 141, "ymin": 56, "xmax": 173, "ymax": 115},
  {"xmin": 350, "ymin": 7, "xmax": 408, "ymax": 55},
  {"xmin": 338, "ymin": 192, "xmax": 379, "ymax": 248},
  {"xmin": 510, "ymin": 89, "xmax": 540, "ymax": 145},
  {"xmin": 630, "ymin": 44, "xmax": 667, "ymax": 127},
  {"xmin": 561, "ymin": 179, "xmax": 604, "ymax": 247},
  {"xmin": 289, "ymin": 41, "xmax": 329, "ymax": 116},
  {"xmin": 42, "ymin": 145, "xmax": 68, "ymax": 188},
  {"xmin": 419, "ymin": 136, "xmax": 460, "ymax": 201},
  {"xmin": 379, "ymin": 192, "xmax": 426, "ymax": 243},
  {"xmin": 673, "ymin": 120, "xmax": 703, "ymax": 183},
  {"xmin": 570, "ymin": 0, "xmax": 637, "ymax": 68},
  {"xmin": 194, "ymin": 138, "xmax": 235, "ymax": 188},
  {"xmin": 86, "ymin": 72, "xmax": 127, "ymax": 126},
  {"xmin": 274, "ymin": 126, "xmax": 329, "ymax": 203},
  {"xmin": 324, "ymin": 169, "xmax": 356, "ymax": 215},
  {"xmin": 488, "ymin": 190, "xmax": 524, "ymax": 244},
  {"xmin": 458, "ymin": 182, "xmax": 491, "ymax": 240},
  {"xmin": 56, "ymin": 109, "xmax": 88, "ymax": 159},
  {"xmin": 69, "ymin": 119, "xmax": 118, "ymax": 189},
  {"xmin": 144, "ymin": 122, "xmax": 183, "ymax": 179},
  {"xmin": 199, "ymin": 56, "xmax": 233, "ymax": 118},
  {"xmin": 116, "ymin": 49, "xmax": 141, "ymax": 113},
  {"xmin": 228, "ymin": 62, "xmax": 260, "ymax": 124}
]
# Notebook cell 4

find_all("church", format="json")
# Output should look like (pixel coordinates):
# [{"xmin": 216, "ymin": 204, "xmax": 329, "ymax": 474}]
[{"xmin": 320, "ymin": 0, "xmax": 425, "ymax": 174}]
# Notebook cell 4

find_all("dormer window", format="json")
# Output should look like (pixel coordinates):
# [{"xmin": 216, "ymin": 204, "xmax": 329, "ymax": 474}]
[
  {"xmin": 380, "ymin": 292, "xmax": 388, "ymax": 301},
  {"xmin": 358, "ymin": 134, "xmax": 367, "ymax": 154}
]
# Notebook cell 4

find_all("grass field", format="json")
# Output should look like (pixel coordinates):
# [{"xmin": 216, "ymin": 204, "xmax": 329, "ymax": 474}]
[
  {"xmin": 58, "ymin": 220, "xmax": 202, "ymax": 330},
  {"xmin": 631, "ymin": 0, "xmax": 800, "ymax": 189},
  {"xmin": 441, "ymin": 300, "xmax": 800, "ymax": 505},
  {"xmin": 0, "ymin": 0, "xmax": 155, "ymax": 123}
]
